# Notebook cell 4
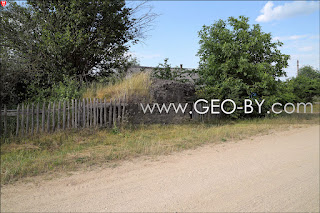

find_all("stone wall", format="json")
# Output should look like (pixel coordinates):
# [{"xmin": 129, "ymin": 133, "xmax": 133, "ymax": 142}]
[{"xmin": 127, "ymin": 79, "xmax": 196, "ymax": 124}]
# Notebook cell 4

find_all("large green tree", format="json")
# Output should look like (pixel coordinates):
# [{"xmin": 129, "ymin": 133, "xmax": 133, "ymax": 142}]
[
  {"xmin": 0, "ymin": 0, "xmax": 155, "ymax": 105},
  {"xmin": 196, "ymin": 16, "xmax": 290, "ymax": 117}
]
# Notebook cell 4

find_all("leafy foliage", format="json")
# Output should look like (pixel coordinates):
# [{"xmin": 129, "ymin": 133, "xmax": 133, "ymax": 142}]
[
  {"xmin": 196, "ymin": 16, "xmax": 290, "ymax": 117},
  {"xmin": 152, "ymin": 58, "xmax": 193, "ymax": 83},
  {"xmin": 0, "ymin": 0, "xmax": 155, "ymax": 106}
]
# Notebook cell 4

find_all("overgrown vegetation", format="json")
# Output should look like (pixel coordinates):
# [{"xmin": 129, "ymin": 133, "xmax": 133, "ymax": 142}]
[
  {"xmin": 82, "ymin": 72, "xmax": 152, "ymax": 102},
  {"xmin": 0, "ymin": 0, "xmax": 156, "ymax": 106},
  {"xmin": 1, "ymin": 113, "xmax": 318, "ymax": 184},
  {"xmin": 278, "ymin": 66, "xmax": 320, "ymax": 104},
  {"xmin": 152, "ymin": 58, "xmax": 194, "ymax": 83}
]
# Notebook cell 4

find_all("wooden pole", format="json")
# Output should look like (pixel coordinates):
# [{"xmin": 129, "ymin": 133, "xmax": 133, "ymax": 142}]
[
  {"xmin": 122, "ymin": 94, "xmax": 126, "ymax": 124},
  {"xmin": 16, "ymin": 104, "xmax": 20, "ymax": 136},
  {"xmin": 52, "ymin": 101, "xmax": 55, "ymax": 132},
  {"xmin": 42, "ymin": 102, "xmax": 45, "ymax": 132},
  {"xmin": 113, "ymin": 99, "xmax": 116, "ymax": 127},
  {"xmin": 63, "ymin": 100, "xmax": 66, "ymax": 130},
  {"xmin": 26, "ymin": 104, "xmax": 30, "ymax": 134},
  {"xmin": 118, "ymin": 98, "xmax": 121, "ymax": 124},
  {"xmin": 87, "ymin": 98, "xmax": 89, "ymax": 128},
  {"xmin": 109, "ymin": 100, "xmax": 112, "ymax": 128},
  {"xmin": 100, "ymin": 99, "xmax": 103, "ymax": 127},
  {"xmin": 78, "ymin": 99, "xmax": 81, "ymax": 128},
  {"xmin": 93, "ymin": 98, "xmax": 97, "ymax": 127},
  {"xmin": 36, "ymin": 103, "xmax": 39, "ymax": 133},
  {"xmin": 31, "ymin": 103, "xmax": 34, "ymax": 135},
  {"xmin": 67, "ymin": 100, "xmax": 70, "ymax": 129},
  {"xmin": 4, "ymin": 105, "xmax": 7, "ymax": 136},
  {"xmin": 71, "ymin": 99, "xmax": 74, "ymax": 128},
  {"xmin": 104, "ymin": 99, "xmax": 107, "ymax": 127},
  {"xmin": 47, "ymin": 102, "xmax": 51, "ymax": 132},
  {"xmin": 83, "ymin": 98, "xmax": 86, "ymax": 128},
  {"xmin": 75, "ymin": 99, "xmax": 78, "ymax": 129},
  {"xmin": 57, "ymin": 101, "xmax": 61, "ymax": 130},
  {"xmin": 21, "ymin": 103, "xmax": 24, "ymax": 136}
]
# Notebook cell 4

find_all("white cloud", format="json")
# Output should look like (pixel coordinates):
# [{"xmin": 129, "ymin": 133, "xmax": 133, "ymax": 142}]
[{"xmin": 256, "ymin": 1, "xmax": 320, "ymax": 22}]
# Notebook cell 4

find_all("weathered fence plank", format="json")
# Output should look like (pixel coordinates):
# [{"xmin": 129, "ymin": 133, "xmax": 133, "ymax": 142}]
[
  {"xmin": 26, "ymin": 104, "xmax": 30, "ymax": 134},
  {"xmin": 87, "ymin": 98, "xmax": 90, "ymax": 128},
  {"xmin": 36, "ymin": 103, "xmax": 39, "ymax": 133},
  {"xmin": 83, "ymin": 99, "xmax": 86, "ymax": 128},
  {"xmin": 4, "ymin": 105, "xmax": 7, "ymax": 136},
  {"xmin": 31, "ymin": 103, "xmax": 34, "ymax": 135},
  {"xmin": 104, "ymin": 99, "xmax": 107, "ymax": 127},
  {"xmin": 21, "ymin": 103, "xmax": 25, "ymax": 136},
  {"xmin": 63, "ymin": 101, "xmax": 66, "ymax": 130},
  {"xmin": 78, "ymin": 99, "xmax": 81, "ymax": 128},
  {"xmin": 113, "ymin": 99, "xmax": 116, "ymax": 127},
  {"xmin": 118, "ymin": 98, "xmax": 121, "ymax": 124},
  {"xmin": 67, "ymin": 100, "xmax": 70, "ymax": 129},
  {"xmin": 42, "ymin": 102, "xmax": 45, "ymax": 132},
  {"xmin": 109, "ymin": 100, "xmax": 112, "ymax": 128},
  {"xmin": 52, "ymin": 101, "xmax": 55, "ymax": 132},
  {"xmin": 100, "ymin": 99, "xmax": 103, "ymax": 127},
  {"xmin": 71, "ymin": 99, "xmax": 74, "ymax": 128},
  {"xmin": 47, "ymin": 102, "xmax": 51, "ymax": 133},
  {"xmin": 57, "ymin": 101, "xmax": 61, "ymax": 130},
  {"xmin": 93, "ymin": 98, "xmax": 97, "ymax": 127},
  {"xmin": 16, "ymin": 104, "xmax": 20, "ymax": 136}
]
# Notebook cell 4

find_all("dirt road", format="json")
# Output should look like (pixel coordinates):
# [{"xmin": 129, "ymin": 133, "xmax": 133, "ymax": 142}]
[{"xmin": 1, "ymin": 125, "xmax": 319, "ymax": 212}]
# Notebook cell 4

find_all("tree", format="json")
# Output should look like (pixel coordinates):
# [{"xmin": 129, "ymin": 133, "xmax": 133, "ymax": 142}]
[
  {"xmin": 196, "ymin": 16, "xmax": 290, "ymax": 117},
  {"xmin": 152, "ymin": 58, "xmax": 194, "ymax": 83},
  {"xmin": 298, "ymin": 65, "xmax": 320, "ymax": 79},
  {"xmin": 0, "ymin": 0, "xmax": 156, "ymax": 105}
]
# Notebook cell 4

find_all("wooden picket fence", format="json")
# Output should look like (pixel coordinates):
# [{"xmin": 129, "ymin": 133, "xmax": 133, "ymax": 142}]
[{"xmin": 0, "ymin": 98, "xmax": 127, "ymax": 138}]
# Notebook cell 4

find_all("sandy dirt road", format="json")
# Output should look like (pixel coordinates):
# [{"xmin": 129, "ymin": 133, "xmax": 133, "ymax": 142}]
[{"xmin": 1, "ymin": 125, "xmax": 319, "ymax": 212}]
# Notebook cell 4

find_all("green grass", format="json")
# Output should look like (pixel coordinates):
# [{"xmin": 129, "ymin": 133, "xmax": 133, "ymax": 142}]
[{"xmin": 1, "ymin": 113, "xmax": 319, "ymax": 185}]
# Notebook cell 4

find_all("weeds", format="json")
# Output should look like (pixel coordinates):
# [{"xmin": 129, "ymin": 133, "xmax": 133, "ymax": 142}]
[{"xmin": 1, "ymin": 114, "xmax": 319, "ymax": 185}]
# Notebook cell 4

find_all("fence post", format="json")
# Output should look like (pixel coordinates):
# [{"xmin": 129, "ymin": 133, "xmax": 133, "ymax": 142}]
[
  {"xmin": 122, "ymin": 94, "xmax": 126, "ymax": 124},
  {"xmin": 75, "ymin": 99, "xmax": 78, "ymax": 129},
  {"xmin": 100, "ymin": 99, "xmax": 103, "ymax": 127},
  {"xmin": 93, "ymin": 98, "xmax": 96, "ymax": 127},
  {"xmin": 4, "ymin": 105, "xmax": 7, "ymax": 136},
  {"xmin": 118, "ymin": 98, "xmax": 121, "ymax": 124},
  {"xmin": 31, "ymin": 103, "xmax": 34, "ymax": 135},
  {"xmin": 36, "ymin": 102, "xmax": 39, "ymax": 133},
  {"xmin": 83, "ymin": 99, "xmax": 86, "ymax": 128},
  {"xmin": 63, "ymin": 100, "xmax": 66, "ymax": 130},
  {"xmin": 52, "ymin": 101, "xmax": 55, "ymax": 132},
  {"xmin": 26, "ymin": 104, "xmax": 30, "ymax": 134},
  {"xmin": 42, "ymin": 102, "xmax": 45, "ymax": 132},
  {"xmin": 67, "ymin": 100, "xmax": 70, "ymax": 129},
  {"xmin": 47, "ymin": 102, "xmax": 51, "ymax": 133},
  {"xmin": 71, "ymin": 99, "xmax": 74, "ymax": 128},
  {"xmin": 21, "ymin": 103, "xmax": 24, "ymax": 136},
  {"xmin": 113, "ymin": 99, "xmax": 116, "ymax": 127},
  {"xmin": 57, "ymin": 101, "xmax": 61, "ymax": 130},
  {"xmin": 16, "ymin": 104, "xmax": 20, "ymax": 136},
  {"xmin": 78, "ymin": 99, "xmax": 81, "ymax": 128},
  {"xmin": 104, "ymin": 99, "xmax": 107, "ymax": 127},
  {"xmin": 87, "ymin": 98, "xmax": 90, "ymax": 128},
  {"xmin": 109, "ymin": 100, "xmax": 112, "ymax": 128}
]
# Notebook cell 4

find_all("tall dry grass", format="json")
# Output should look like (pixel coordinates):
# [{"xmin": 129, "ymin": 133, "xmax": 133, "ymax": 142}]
[
  {"xmin": 82, "ymin": 72, "xmax": 152, "ymax": 102},
  {"xmin": 1, "ymin": 114, "xmax": 319, "ymax": 184}
]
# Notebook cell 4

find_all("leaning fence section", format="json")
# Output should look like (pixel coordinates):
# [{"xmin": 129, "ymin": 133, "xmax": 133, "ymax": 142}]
[{"xmin": 0, "ymin": 98, "xmax": 127, "ymax": 138}]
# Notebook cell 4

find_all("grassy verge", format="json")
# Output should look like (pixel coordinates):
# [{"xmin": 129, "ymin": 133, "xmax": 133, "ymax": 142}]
[{"xmin": 1, "ymin": 114, "xmax": 319, "ymax": 185}]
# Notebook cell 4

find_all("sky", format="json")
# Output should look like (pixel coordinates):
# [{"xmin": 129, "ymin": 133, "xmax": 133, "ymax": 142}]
[{"xmin": 129, "ymin": 1, "xmax": 320, "ymax": 79}]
